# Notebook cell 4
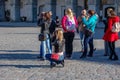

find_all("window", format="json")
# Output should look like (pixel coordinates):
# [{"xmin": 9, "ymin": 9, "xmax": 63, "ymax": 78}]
[
  {"xmin": 88, "ymin": 0, "xmax": 95, "ymax": 5},
  {"xmin": 61, "ymin": 6, "xmax": 65, "ymax": 17},
  {"xmin": 102, "ymin": 0, "xmax": 107, "ymax": 4},
  {"xmin": 39, "ymin": 5, "xmax": 44, "ymax": 14},
  {"xmin": 65, "ymin": 0, "xmax": 72, "ymax": 5},
  {"xmin": 107, "ymin": 0, "xmax": 114, "ymax": 4},
  {"xmin": 102, "ymin": 0, "xmax": 114, "ymax": 5}
]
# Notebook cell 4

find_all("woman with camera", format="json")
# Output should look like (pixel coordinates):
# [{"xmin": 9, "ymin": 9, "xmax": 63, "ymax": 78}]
[{"xmin": 38, "ymin": 11, "xmax": 56, "ymax": 60}]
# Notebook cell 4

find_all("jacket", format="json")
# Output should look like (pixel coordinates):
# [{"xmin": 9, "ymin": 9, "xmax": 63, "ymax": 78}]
[
  {"xmin": 41, "ymin": 20, "xmax": 56, "ymax": 35},
  {"xmin": 82, "ymin": 14, "xmax": 98, "ymax": 32},
  {"xmin": 103, "ymin": 16, "xmax": 119, "ymax": 42}
]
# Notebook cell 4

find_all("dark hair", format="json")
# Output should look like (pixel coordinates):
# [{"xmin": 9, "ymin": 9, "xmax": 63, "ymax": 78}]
[
  {"xmin": 56, "ymin": 16, "xmax": 59, "ymax": 19},
  {"xmin": 88, "ymin": 10, "xmax": 95, "ymax": 16}
]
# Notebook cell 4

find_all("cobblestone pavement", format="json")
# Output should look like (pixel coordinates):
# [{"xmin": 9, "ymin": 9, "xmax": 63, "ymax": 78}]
[{"xmin": 0, "ymin": 27, "xmax": 120, "ymax": 80}]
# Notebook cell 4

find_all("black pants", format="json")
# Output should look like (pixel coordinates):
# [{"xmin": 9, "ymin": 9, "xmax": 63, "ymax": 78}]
[
  {"xmin": 108, "ymin": 42, "xmax": 118, "ymax": 59},
  {"xmin": 64, "ymin": 32, "xmax": 75, "ymax": 57}
]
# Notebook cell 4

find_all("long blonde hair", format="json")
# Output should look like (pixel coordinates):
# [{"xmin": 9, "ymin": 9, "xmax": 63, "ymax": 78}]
[
  {"xmin": 56, "ymin": 29, "xmax": 63, "ymax": 42},
  {"xmin": 65, "ymin": 8, "xmax": 74, "ymax": 19}
]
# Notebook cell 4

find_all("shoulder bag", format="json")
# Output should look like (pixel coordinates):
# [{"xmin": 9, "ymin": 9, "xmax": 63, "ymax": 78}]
[{"xmin": 112, "ymin": 22, "xmax": 120, "ymax": 32}]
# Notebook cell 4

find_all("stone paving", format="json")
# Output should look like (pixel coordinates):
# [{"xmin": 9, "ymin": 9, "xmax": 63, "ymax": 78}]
[{"xmin": 0, "ymin": 27, "xmax": 120, "ymax": 80}]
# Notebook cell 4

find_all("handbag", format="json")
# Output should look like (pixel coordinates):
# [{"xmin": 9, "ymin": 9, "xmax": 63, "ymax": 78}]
[
  {"xmin": 38, "ymin": 33, "xmax": 47, "ymax": 41},
  {"xmin": 112, "ymin": 22, "xmax": 120, "ymax": 32},
  {"xmin": 84, "ymin": 28, "xmax": 93, "ymax": 36},
  {"xmin": 51, "ymin": 53, "xmax": 59, "ymax": 60}
]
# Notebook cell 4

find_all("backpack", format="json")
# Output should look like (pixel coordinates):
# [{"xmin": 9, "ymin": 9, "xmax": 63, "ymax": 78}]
[
  {"xmin": 66, "ymin": 16, "xmax": 76, "ymax": 31},
  {"xmin": 112, "ymin": 22, "xmax": 120, "ymax": 32}
]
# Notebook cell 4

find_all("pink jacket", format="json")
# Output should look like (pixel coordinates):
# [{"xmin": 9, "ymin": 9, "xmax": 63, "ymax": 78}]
[{"xmin": 61, "ymin": 16, "xmax": 78, "ymax": 32}]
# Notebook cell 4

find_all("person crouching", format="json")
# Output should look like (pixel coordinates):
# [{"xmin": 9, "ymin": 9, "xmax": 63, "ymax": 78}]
[{"xmin": 45, "ymin": 29, "xmax": 65, "ymax": 68}]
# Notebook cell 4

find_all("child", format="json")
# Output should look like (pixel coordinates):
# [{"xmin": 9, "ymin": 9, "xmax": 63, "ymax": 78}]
[{"xmin": 45, "ymin": 29, "xmax": 65, "ymax": 68}]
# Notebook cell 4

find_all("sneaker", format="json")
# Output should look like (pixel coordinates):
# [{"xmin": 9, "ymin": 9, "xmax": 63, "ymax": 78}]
[
  {"xmin": 65, "ymin": 55, "xmax": 71, "ymax": 59},
  {"xmin": 39, "ymin": 58, "xmax": 45, "ymax": 61},
  {"xmin": 80, "ymin": 55, "xmax": 86, "ymax": 58},
  {"xmin": 93, "ymin": 48, "xmax": 96, "ymax": 51},
  {"xmin": 87, "ymin": 54, "xmax": 93, "ymax": 57},
  {"xmin": 113, "ymin": 56, "xmax": 119, "ymax": 61},
  {"xmin": 109, "ymin": 57, "xmax": 112, "ymax": 60},
  {"xmin": 37, "ymin": 56, "xmax": 42, "ymax": 59},
  {"xmin": 61, "ymin": 60, "xmax": 64, "ymax": 67},
  {"xmin": 104, "ymin": 54, "xmax": 109, "ymax": 56},
  {"xmin": 50, "ymin": 63, "xmax": 56, "ymax": 68}
]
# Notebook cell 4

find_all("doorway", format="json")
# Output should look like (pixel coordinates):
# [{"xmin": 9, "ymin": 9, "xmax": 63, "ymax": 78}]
[
  {"xmin": 15, "ymin": 0, "xmax": 20, "ymax": 21},
  {"xmin": 32, "ymin": 0, "xmax": 37, "ymax": 22},
  {"xmin": 0, "ymin": 0, "xmax": 5, "ymax": 21},
  {"xmin": 61, "ymin": 6, "xmax": 66, "ymax": 18}
]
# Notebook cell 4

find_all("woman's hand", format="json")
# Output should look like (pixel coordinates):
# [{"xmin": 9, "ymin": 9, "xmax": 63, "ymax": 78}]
[{"xmin": 81, "ymin": 15, "xmax": 85, "ymax": 18}]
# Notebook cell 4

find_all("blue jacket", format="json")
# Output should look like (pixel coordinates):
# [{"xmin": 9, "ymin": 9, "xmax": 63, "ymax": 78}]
[{"xmin": 82, "ymin": 14, "xmax": 98, "ymax": 32}]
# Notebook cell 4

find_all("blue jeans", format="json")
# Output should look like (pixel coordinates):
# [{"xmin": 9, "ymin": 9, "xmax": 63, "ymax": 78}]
[
  {"xmin": 79, "ymin": 31, "xmax": 84, "ymax": 50},
  {"xmin": 45, "ymin": 54, "xmax": 64, "ymax": 65},
  {"xmin": 40, "ymin": 34, "xmax": 52, "ymax": 59},
  {"xmin": 82, "ymin": 34, "xmax": 94, "ymax": 56}
]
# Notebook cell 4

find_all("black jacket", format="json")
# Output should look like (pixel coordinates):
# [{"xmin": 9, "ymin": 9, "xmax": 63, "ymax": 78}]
[{"xmin": 41, "ymin": 20, "xmax": 56, "ymax": 35}]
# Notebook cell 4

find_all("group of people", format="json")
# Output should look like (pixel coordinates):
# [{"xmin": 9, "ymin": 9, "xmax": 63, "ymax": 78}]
[
  {"xmin": 37, "ymin": 8, "xmax": 119, "ymax": 68},
  {"xmin": 37, "ymin": 11, "xmax": 64, "ymax": 68}
]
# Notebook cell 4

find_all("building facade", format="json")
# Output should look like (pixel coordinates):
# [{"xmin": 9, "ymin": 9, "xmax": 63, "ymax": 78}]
[
  {"xmin": 0, "ymin": 0, "xmax": 37, "ymax": 22},
  {"xmin": 0, "ymin": 0, "xmax": 120, "ymax": 22}
]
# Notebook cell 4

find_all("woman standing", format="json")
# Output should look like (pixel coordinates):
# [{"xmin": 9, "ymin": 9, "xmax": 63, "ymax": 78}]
[
  {"xmin": 39, "ymin": 12, "xmax": 56, "ymax": 60},
  {"xmin": 61, "ymin": 8, "xmax": 78, "ymax": 58},
  {"xmin": 77, "ymin": 9, "xmax": 88, "ymax": 52},
  {"xmin": 103, "ymin": 10, "xmax": 119, "ymax": 60},
  {"xmin": 80, "ymin": 10, "xmax": 98, "ymax": 58},
  {"xmin": 103, "ymin": 8, "xmax": 113, "ymax": 56}
]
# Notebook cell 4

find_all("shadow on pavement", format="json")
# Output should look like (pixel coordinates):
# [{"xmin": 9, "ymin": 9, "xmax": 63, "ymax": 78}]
[
  {"xmin": 0, "ymin": 49, "xmax": 120, "ymax": 68},
  {"xmin": 71, "ymin": 48, "xmax": 120, "ymax": 65},
  {"xmin": 6, "ymin": 33, "xmax": 38, "ymax": 35},
  {"xmin": 0, "ymin": 50, "xmax": 38, "ymax": 53},
  {"xmin": 0, "ymin": 50, "xmax": 40, "ymax": 60},
  {"xmin": 0, "ymin": 53, "xmax": 38, "ymax": 60},
  {"xmin": 0, "ymin": 64, "xmax": 50, "ymax": 68}
]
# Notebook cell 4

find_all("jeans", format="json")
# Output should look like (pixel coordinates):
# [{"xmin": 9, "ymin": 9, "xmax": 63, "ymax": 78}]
[
  {"xmin": 45, "ymin": 54, "xmax": 64, "ymax": 65},
  {"xmin": 81, "ymin": 34, "xmax": 94, "ymax": 57},
  {"xmin": 40, "ymin": 34, "xmax": 52, "ymax": 59},
  {"xmin": 79, "ymin": 31, "xmax": 84, "ymax": 50}
]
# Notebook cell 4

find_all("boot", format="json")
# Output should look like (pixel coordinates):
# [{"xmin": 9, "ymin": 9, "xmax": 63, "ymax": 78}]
[
  {"xmin": 61, "ymin": 60, "xmax": 64, "ymax": 67},
  {"xmin": 113, "ymin": 56, "xmax": 119, "ymax": 60},
  {"xmin": 50, "ymin": 63, "xmax": 56, "ymax": 68}
]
